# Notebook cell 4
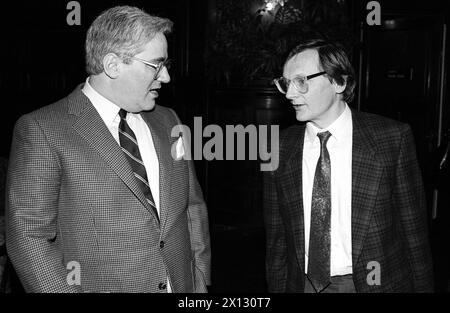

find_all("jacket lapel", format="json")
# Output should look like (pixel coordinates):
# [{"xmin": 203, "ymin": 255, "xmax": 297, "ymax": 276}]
[
  {"xmin": 280, "ymin": 125, "xmax": 306, "ymax": 273},
  {"xmin": 351, "ymin": 111, "xmax": 383, "ymax": 265},
  {"xmin": 141, "ymin": 109, "xmax": 173, "ymax": 235},
  {"xmin": 68, "ymin": 87, "xmax": 160, "ymax": 223}
]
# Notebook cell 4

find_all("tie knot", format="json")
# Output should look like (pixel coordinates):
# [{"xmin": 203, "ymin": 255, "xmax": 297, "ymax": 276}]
[
  {"xmin": 119, "ymin": 109, "xmax": 128, "ymax": 119},
  {"xmin": 317, "ymin": 131, "xmax": 331, "ymax": 145}
]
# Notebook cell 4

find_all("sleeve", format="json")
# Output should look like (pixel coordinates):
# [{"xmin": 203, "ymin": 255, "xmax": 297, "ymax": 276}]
[
  {"xmin": 394, "ymin": 124, "xmax": 434, "ymax": 292},
  {"xmin": 262, "ymin": 168, "xmax": 288, "ymax": 292},
  {"xmin": 168, "ymin": 108, "xmax": 211, "ymax": 292},
  {"xmin": 5, "ymin": 114, "xmax": 81, "ymax": 292}
]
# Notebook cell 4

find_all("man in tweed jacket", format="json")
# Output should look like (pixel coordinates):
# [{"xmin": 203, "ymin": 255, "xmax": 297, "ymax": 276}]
[
  {"xmin": 5, "ymin": 6, "xmax": 211, "ymax": 293},
  {"xmin": 264, "ymin": 39, "xmax": 433, "ymax": 293}
]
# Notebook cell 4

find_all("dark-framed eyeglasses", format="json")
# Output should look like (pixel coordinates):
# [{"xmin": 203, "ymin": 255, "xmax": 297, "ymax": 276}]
[
  {"xmin": 129, "ymin": 56, "xmax": 172, "ymax": 79},
  {"xmin": 273, "ymin": 71, "xmax": 326, "ymax": 94}
]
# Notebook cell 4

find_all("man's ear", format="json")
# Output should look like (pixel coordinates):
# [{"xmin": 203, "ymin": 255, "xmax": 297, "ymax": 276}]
[
  {"xmin": 333, "ymin": 75, "xmax": 347, "ymax": 94},
  {"xmin": 102, "ymin": 53, "xmax": 122, "ymax": 79}
]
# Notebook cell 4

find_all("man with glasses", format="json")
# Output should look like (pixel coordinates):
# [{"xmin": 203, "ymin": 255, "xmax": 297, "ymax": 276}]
[
  {"xmin": 263, "ymin": 38, "xmax": 433, "ymax": 292},
  {"xmin": 6, "ymin": 6, "xmax": 210, "ymax": 293}
]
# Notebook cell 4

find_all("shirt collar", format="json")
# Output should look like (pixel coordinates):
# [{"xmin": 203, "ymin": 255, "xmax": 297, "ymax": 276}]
[
  {"xmin": 81, "ymin": 77, "xmax": 121, "ymax": 126},
  {"xmin": 305, "ymin": 103, "xmax": 352, "ymax": 144}
]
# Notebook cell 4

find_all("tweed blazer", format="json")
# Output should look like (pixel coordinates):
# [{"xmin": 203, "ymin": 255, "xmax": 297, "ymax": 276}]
[
  {"xmin": 6, "ymin": 85, "xmax": 211, "ymax": 293},
  {"xmin": 263, "ymin": 109, "xmax": 434, "ymax": 292}
]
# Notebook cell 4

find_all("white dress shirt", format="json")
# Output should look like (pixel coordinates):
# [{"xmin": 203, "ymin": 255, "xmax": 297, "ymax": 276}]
[
  {"xmin": 82, "ymin": 79, "xmax": 172, "ymax": 292},
  {"xmin": 303, "ymin": 104, "xmax": 353, "ymax": 276},
  {"xmin": 81, "ymin": 79, "xmax": 160, "ymax": 215}
]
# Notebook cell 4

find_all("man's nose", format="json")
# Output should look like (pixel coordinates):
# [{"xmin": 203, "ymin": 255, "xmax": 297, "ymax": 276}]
[
  {"xmin": 157, "ymin": 66, "xmax": 170, "ymax": 83},
  {"xmin": 285, "ymin": 83, "xmax": 298, "ymax": 100}
]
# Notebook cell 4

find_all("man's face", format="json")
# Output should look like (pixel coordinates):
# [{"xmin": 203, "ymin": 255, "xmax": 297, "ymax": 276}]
[
  {"xmin": 283, "ymin": 49, "xmax": 344, "ymax": 129},
  {"xmin": 117, "ymin": 32, "xmax": 170, "ymax": 113}
]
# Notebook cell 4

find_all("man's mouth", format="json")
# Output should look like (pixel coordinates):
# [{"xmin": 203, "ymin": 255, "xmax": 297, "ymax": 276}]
[{"xmin": 149, "ymin": 88, "xmax": 159, "ymax": 97}]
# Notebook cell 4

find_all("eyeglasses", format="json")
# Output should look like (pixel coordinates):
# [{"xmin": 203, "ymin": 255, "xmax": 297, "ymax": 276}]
[
  {"xmin": 273, "ymin": 71, "xmax": 326, "ymax": 94},
  {"xmin": 129, "ymin": 56, "xmax": 172, "ymax": 79}
]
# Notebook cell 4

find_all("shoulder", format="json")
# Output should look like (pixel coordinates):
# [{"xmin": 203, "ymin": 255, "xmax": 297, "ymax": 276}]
[
  {"xmin": 151, "ymin": 105, "xmax": 181, "ymax": 125},
  {"xmin": 14, "ymin": 94, "xmax": 74, "ymax": 132},
  {"xmin": 280, "ymin": 123, "xmax": 306, "ymax": 143},
  {"xmin": 15, "ymin": 84, "xmax": 86, "ymax": 127},
  {"xmin": 352, "ymin": 110, "xmax": 411, "ymax": 139},
  {"xmin": 277, "ymin": 123, "xmax": 306, "ymax": 156}
]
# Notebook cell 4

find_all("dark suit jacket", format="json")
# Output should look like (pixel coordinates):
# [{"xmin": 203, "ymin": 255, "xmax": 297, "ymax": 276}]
[
  {"xmin": 6, "ymin": 85, "xmax": 211, "ymax": 292},
  {"xmin": 263, "ymin": 109, "xmax": 434, "ymax": 292}
]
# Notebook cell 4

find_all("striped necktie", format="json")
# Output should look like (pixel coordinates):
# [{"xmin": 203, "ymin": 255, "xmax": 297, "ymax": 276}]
[
  {"xmin": 307, "ymin": 131, "xmax": 332, "ymax": 292},
  {"xmin": 118, "ymin": 109, "xmax": 159, "ymax": 221}
]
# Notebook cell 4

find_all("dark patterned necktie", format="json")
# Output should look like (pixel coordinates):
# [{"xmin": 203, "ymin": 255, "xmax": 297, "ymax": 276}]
[
  {"xmin": 307, "ymin": 131, "xmax": 332, "ymax": 292},
  {"xmin": 118, "ymin": 109, "xmax": 159, "ymax": 221}
]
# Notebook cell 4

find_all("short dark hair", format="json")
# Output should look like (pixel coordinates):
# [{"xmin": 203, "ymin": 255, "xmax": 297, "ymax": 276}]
[{"xmin": 286, "ymin": 38, "xmax": 356, "ymax": 103}]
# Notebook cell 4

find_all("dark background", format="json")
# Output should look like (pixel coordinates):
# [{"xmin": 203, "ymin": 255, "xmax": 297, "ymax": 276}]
[{"xmin": 0, "ymin": 0, "xmax": 449, "ymax": 293}]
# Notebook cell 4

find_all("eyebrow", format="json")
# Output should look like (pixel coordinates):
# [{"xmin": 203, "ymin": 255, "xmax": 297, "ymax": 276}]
[
  {"xmin": 292, "ymin": 73, "xmax": 308, "ymax": 77},
  {"xmin": 283, "ymin": 73, "xmax": 308, "ymax": 80},
  {"xmin": 148, "ymin": 57, "xmax": 167, "ymax": 63}
]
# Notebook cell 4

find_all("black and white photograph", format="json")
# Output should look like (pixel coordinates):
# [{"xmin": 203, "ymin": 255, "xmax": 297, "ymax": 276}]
[{"xmin": 0, "ymin": 0, "xmax": 449, "ymax": 301}]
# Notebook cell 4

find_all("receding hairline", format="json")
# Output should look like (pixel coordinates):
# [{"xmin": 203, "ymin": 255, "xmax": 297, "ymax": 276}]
[{"xmin": 283, "ymin": 48, "xmax": 322, "ymax": 76}]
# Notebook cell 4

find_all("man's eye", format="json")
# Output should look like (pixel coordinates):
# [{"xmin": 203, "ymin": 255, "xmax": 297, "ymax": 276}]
[{"xmin": 293, "ymin": 77, "xmax": 305, "ymax": 85}]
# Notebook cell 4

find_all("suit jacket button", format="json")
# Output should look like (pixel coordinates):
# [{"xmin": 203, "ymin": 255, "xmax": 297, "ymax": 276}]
[
  {"xmin": 158, "ymin": 282, "xmax": 167, "ymax": 290},
  {"xmin": 160, "ymin": 241, "xmax": 165, "ymax": 249}
]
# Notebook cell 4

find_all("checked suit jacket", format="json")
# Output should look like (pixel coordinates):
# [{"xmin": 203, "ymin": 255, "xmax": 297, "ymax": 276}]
[
  {"xmin": 5, "ymin": 85, "xmax": 211, "ymax": 293},
  {"xmin": 263, "ymin": 109, "xmax": 434, "ymax": 292}
]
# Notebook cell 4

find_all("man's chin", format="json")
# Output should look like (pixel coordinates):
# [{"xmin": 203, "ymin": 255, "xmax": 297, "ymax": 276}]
[
  {"xmin": 295, "ymin": 111, "xmax": 308, "ymax": 122},
  {"xmin": 140, "ymin": 100, "xmax": 156, "ymax": 112}
]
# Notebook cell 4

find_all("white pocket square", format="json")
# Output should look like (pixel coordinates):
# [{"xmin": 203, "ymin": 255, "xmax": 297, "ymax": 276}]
[{"xmin": 175, "ymin": 136, "xmax": 185, "ymax": 160}]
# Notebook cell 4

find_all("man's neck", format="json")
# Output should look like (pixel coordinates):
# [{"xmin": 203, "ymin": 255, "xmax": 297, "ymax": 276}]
[
  {"xmin": 89, "ymin": 74, "xmax": 118, "ymax": 105},
  {"xmin": 312, "ymin": 100, "xmax": 347, "ymax": 129}
]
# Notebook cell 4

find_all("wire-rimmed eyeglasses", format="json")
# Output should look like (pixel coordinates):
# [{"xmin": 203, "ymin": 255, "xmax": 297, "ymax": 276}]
[{"xmin": 129, "ymin": 56, "xmax": 172, "ymax": 80}]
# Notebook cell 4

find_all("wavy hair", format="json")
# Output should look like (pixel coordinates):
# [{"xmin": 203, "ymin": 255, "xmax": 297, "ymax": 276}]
[{"xmin": 85, "ymin": 6, "xmax": 173, "ymax": 75}]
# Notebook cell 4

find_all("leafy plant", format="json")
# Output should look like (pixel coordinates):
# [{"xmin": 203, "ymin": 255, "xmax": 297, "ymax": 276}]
[{"xmin": 207, "ymin": 0, "xmax": 353, "ymax": 86}]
